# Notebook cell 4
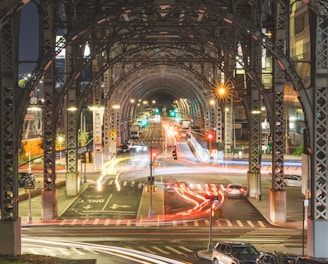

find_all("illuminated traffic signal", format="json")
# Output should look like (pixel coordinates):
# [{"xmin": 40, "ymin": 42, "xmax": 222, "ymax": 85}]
[
  {"xmin": 151, "ymin": 151, "xmax": 158, "ymax": 161},
  {"xmin": 207, "ymin": 132, "xmax": 213, "ymax": 141},
  {"xmin": 172, "ymin": 150, "xmax": 177, "ymax": 160}
]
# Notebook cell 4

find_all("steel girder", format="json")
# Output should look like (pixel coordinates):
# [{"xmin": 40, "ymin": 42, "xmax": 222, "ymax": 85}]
[
  {"xmin": 41, "ymin": 1, "xmax": 58, "ymax": 194},
  {"xmin": 65, "ymin": 43, "xmax": 79, "ymax": 187},
  {"xmin": 309, "ymin": 0, "xmax": 328, "ymax": 19},
  {"xmin": 0, "ymin": 17, "xmax": 19, "ymax": 221},
  {"xmin": 271, "ymin": 0, "xmax": 288, "ymax": 192},
  {"xmin": 310, "ymin": 14, "xmax": 328, "ymax": 221}
]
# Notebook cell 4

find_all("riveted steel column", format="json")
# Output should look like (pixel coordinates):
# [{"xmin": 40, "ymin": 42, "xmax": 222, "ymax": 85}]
[
  {"xmin": 92, "ymin": 55, "xmax": 104, "ymax": 170},
  {"xmin": 40, "ymin": 1, "xmax": 58, "ymax": 220},
  {"xmin": 270, "ymin": 0, "xmax": 287, "ymax": 224},
  {"xmin": 0, "ymin": 16, "xmax": 21, "ymax": 256},
  {"xmin": 307, "ymin": 12, "xmax": 328, "ymax": 258},
  {"xmin": 224, "ymin": 99, "xmax": 233, "ymax": 153},
  {"xmin": 212, "ymin": 102, "xmax": 223, "ymax": 163},
  {"xmin": 65, "ymin": 43, "xmax": 80, "ymax": 196},
  {"xmin": 247, "ymin": 39, "xmax": 262, "ymax": 200},
  {"xmin": 103, "ymin": 67, "xmax": 112, "ymax": 161}
]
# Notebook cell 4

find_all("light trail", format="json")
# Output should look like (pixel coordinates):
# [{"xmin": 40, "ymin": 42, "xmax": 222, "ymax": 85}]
[{"xmin": 22, "ymin": 238, "xmax": 185, "ymax": 264}]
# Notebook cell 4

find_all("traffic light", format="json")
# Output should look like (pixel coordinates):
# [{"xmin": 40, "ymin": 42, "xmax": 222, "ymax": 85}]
[
  {"xmin": 207, "ymin": 132, "xmax": 214, "ymax": 141},
  {"xmin": 172, "ymin": 149, "xmax": 177, "ymax": 160},
  {"xmin": 80, "ymin": 153, "xmax": 86, "ymax": 163}
]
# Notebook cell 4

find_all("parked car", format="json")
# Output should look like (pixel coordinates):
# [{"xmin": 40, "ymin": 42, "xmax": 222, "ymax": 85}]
[
  {"xmin": 18, "ymin": 172, "xmax": 35, "ymax": 188},
  {"xmin": 118, "ymin": 143, "xmax": 130, "ymax": 153},
  {"xmin": 296, "ymin": 257, "xmax": 328, "ymax": 264},
  {"xmin": 224, "ymin": 184, "xmax": 247, "ymax": 199},
  {"xmin": 256, "ymin": 252, "xmax": 297, "ymax": 264},
  {"xmin": 284, "ymin": 175, "xmax": 302, "ymax": 187},
  {"xmin": 212, "ymin": 241, "xmax": 260, "ymax": 264}
]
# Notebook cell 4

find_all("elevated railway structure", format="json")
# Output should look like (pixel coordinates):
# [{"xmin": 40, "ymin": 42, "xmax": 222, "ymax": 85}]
[{"xmin": 1, "ymin": 0, "xmax": 328, "ymax": 258}]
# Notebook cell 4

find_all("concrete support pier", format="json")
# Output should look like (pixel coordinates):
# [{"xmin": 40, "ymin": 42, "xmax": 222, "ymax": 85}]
[
  {"xmin": 41, "ymin": 190, "xmax": 58, "ymax": 220},
  {"xmin": 247, "ymin": 171, "xmax": 261, "ymax": 199},
  {"xmin": 308, "ymin": 218, "xmax": 328, "ymax": 257},
  {"xmin": 270, "ymin": 189, "xmax": 286, "ymax": 224},
  {"xmin": 0, "ymin": 218, "xmax": 21, "ymax": 256},
  {"xmin": 66, "ymin": 172, "xmax": 80, "ymax": 196}
]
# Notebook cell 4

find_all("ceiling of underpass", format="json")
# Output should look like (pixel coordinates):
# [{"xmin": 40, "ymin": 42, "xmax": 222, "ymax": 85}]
[
  {"xmin": 8, "ymin": 0, "xmax": 283, "ymax": 127},
  {"xmin": 55, "ymin": 0, "xmax": 265, "ymax": 123}
]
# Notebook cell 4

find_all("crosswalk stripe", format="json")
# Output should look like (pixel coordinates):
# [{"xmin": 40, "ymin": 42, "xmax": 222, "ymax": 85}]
[
  {"xmin": 93, "ymin": 219, "xmax": 99, "ymax": 225},
  {"xmin": 116, "ymin": 219, "xmax": 121, "ymax": 226},
  {"xmin": 123, "ymin": 181, "xmax": 127, "ymax": 186},
  {"xmin": 127, "ymin": 220, "xmax": 132, "ymax": 226},
  {"xmin": 179, "ymin": 246, "xmax": 194, "ymax": 253},
  {"xmin": 42, "ymin": 248, "xmax": 57, "ymax": 256},
  {"xmin": 204, "ymin": 219, "xmax": 210, "ymax": 226},
  {"xmin": 215, "ymin": 219, "xmax": 221, "ymax": 226},
  {"xmin": 226, "ymin": 219, "xmax": 233, "ymax": 227},
  {"xmin": 152, "ymin": 246, "xmax": 170, "ymax": 254},
  {"xmin": 139, "ymin": 246, "xmax": 157, "ymax": 254},
  {"xmin": 59, "ymin": 248, "xmax": 71, "ymax": 256},
  {"xmin": 108, "ymin": 180, "xmax": 113, "ymax": 185},
  {"xmin": 236, "ymin": 220, "xmax": 244, "ymax": 227},
  {"xmin": 247, "ymin": 220, "xmax": 255, "ymax": 227},
  {"xmin": 70, "ymin": 219, "xmax": 77, "ymax": 225},
  {"xmin": 172, "ymin": 220, "xmax": 178, "ymax": 226},
  {"xmin": 165, "ymin": 246, "xmax": 183, "ymax": 254},
  {"xmin": 258, "ymin": 220, "xmax": 266, "ymax": 227},
  {"xmin": 71, "ymin": 247, "xmax": 85, "ymax": 255},
  {"xmin": 194, "ymin": 220, "xmax": 199, "ymax": 226},
  {"xmin": 183, "ymin": 220, "xmax": 188, "ymax": 226},
  {"xmin": 104, "ymin": 219, "xmax": 110, "ymax": 225}
]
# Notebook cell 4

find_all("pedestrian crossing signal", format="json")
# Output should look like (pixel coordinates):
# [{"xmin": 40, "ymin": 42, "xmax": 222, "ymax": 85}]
[
  {"xmin": 148, "ymin": 176, "xmax": 154, "ymax": 185},
  {"xmin": 80, "ymin": 153, "xmax": 86, "ymax": 163},
  {"xmin": 172, "ymin": 150, "xmax": 177, "ymax": 160}
]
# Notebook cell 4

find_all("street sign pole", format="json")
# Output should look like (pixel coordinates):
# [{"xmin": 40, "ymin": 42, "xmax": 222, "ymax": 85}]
[
  {"xmin": 205, "ymin": 195, "xmax": 219, "ymax": 252},
  {"xmin": 208, "ymin": 200, "xmax": 213, "ymax": 252},
  {"xmin": 148, "ymin": 145, "xmax": 153, "ymax": 218}
]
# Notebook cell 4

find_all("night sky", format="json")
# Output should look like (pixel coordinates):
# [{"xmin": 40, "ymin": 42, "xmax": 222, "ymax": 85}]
[{"xmin": 19, "ymin": 3, "xmax": 39, "ymax": 75}]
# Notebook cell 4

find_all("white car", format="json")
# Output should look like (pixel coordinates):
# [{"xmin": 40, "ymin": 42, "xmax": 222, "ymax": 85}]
[{"xmin": 284, "ymin": 175, "xmax": 302, "ymax": 187}]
